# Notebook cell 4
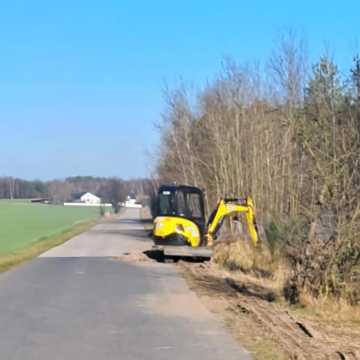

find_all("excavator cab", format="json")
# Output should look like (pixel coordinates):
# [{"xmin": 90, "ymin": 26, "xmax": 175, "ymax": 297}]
[{"xmin": 153, "ymin": 185, "xmax": 206, "ymax": 247}]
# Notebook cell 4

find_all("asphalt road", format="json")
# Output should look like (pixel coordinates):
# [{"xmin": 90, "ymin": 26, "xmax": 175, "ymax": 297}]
[{"xmin": 0, "ymin": 208, "xmax": 251, "ymax": 360}]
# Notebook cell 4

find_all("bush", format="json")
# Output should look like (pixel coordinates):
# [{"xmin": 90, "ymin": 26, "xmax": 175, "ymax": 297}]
[{"xmin": 213, "ymin": 238, "xmax": 273, "ymax": 277}]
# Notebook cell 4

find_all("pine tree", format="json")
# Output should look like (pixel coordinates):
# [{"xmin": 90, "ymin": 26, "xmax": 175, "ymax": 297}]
[
  {"xmin": 305, "ymin": 57, "xmax": 344, "ymax": 113},
  {"xmin": 351, "ymin": 55, "xmax": 360, "ymax": 103}
]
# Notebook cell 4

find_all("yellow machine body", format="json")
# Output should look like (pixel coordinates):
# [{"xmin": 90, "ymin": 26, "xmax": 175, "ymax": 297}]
[
  {"xmin": 153, "ymin": 216, "xmax": 201, "ymax": 247},
  {"xmin": 153, "ymin": 185, "xmax": 259, "ymax": 249}
]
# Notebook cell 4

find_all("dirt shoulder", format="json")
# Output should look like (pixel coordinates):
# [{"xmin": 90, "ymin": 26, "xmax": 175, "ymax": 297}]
[
  {"xmin": 178, "ymin": 261, "xmax": 360, "ymax": 360},
  {"xmin": 138, "ymin": 208, "xmax": 360, "ymax": 359}
]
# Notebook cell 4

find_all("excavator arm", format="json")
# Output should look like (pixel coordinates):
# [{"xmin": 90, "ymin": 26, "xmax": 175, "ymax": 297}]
[{"xmin": 206, "ymin": 197, "xmax": 259, "ymax": 246}]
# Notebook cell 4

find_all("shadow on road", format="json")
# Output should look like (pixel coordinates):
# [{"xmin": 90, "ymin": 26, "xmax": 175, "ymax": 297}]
[{"xmin": 143, "ymin": 249, "xmax": 211, "ymax": 264}]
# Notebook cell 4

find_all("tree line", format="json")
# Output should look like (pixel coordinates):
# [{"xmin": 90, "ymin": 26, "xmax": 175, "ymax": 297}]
[
  {"xmin": 155, "ymin": 33, "xmax": 360, "ymax": 303},
  {"xmin": 0, "ymin": 176, "xmax": 154, "ymax": 209}
]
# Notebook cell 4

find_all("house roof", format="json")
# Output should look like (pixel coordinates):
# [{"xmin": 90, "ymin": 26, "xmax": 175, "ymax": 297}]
[
  {"xmin": 71, "ymin": 192, "xmax": 101, "ymax": 200},
  {"xmin": 80, "ymin": 192, "xmax": 100, "ymax": 198}
]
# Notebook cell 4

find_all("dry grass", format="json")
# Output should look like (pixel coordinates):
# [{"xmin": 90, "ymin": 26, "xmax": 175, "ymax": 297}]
[
  {"xmin": 213, "ymin": 239, "xmax": 272, "ymax": 272},
  {"xmin": 180, "ymin": 260, "xmax": 360, "ymax": 360},
  {"xmin": 0, "ymin": 219, "xmax": 97, "ymax": 273},
  {"xmin": 292, "ymin": 292, "xmax": 360, "ymax": 324},
  {"xmin": 212, "ymin": 238, "xmax": 291, "ymax": 295},
  {"xmin": 213, "ymin": 238, "xmax": 360, "ymax": 319}
]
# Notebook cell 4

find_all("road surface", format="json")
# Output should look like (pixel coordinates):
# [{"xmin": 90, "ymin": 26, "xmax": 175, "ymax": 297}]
[{"xmin": 0, "ymin": 208, "xmax": 251, "ymax": 360}]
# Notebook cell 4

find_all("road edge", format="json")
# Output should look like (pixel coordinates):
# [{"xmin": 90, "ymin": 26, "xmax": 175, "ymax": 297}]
[{"xmin": 0, "ymin": 219, "xmax": 98, "ymax": 273}]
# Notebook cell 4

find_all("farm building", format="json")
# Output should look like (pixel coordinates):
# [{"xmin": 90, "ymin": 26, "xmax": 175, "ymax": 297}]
[
  {"xmin": 120, "ymin": 195, "xmax": 142, "ymax": 208},
  {"xmin": 64, "ymin": 192, "xmax": 110, "ymax": 207},
  {"xmin": 79, "ymin": 192, "xmax": 101, "ymax": 205}
]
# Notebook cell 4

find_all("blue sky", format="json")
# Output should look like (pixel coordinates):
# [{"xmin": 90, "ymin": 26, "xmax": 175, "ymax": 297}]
[{"xmin": 0, "ymin": 0, "xmax": 359, "ymax": 180}]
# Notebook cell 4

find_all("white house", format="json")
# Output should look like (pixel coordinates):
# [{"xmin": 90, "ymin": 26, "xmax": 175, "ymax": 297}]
[
  {"xmin": 64, "ymin": 192, "xmax": 112, "ymax": 207},
  {"xmin": 120, "ymin": 196, "xmax": 142, "ymax": 208},
  {"xmin": 80, "ymin": 192, "xmax": 101, "ymax": 204}
]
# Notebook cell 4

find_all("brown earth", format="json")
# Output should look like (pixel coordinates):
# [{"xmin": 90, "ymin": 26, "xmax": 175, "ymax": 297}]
[
  {"xmin": 178, "ymin": 261, "xmax": 360, "ymax": 360},
  {"xmin": 115, "ymin": 252, "xmax": 155, "ymax": 263}
]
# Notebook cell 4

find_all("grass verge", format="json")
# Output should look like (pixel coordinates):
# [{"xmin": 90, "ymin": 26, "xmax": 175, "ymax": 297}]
[{"xmin": 0, "ymin": 219, "xmax": 98, "ymax": 273}]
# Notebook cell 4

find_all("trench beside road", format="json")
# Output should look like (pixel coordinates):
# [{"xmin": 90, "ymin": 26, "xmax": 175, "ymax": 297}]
[{"xmin": 0, "ymin": 208, "xmax": 251, "ymax": 360}]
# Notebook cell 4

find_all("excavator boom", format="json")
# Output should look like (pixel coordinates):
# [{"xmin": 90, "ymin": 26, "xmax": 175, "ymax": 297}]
[{"xmin": 206, "ymin": 197, "xmax": 258, "ymax": 246}]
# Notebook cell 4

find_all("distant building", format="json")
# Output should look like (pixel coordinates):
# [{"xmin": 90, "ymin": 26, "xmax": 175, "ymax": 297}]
[
  {"xmin": 120, "ymin": 195, "xmax": 142, "ymax": 208},
  {"xmin": 79, "ymin": 192, "xmax": 101, "ymax": 205},
  {"xmin": 64, "ymin": 192, "xmax": 111, "ymax": 207}
]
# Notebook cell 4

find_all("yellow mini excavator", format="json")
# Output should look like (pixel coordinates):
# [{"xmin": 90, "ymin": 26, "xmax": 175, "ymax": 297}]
[{"xmin": 152, "ymin": 184, "xmax": 259, "ymax": 258}]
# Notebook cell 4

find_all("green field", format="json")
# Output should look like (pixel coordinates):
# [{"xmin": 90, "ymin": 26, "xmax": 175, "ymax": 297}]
[{"xmin": 0, "ymin": 200, "xmax": 100, "ymax": 254}]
